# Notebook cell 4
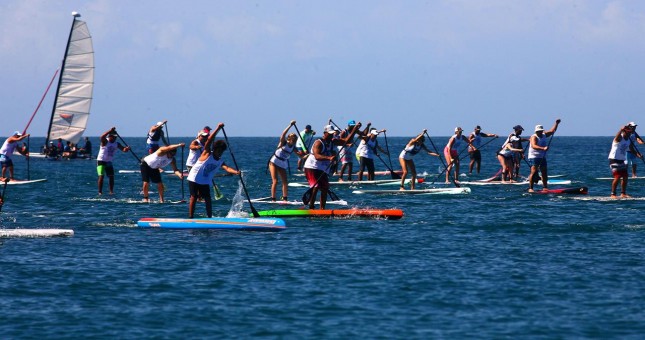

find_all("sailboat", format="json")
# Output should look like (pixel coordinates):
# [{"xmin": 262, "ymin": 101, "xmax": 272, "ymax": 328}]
[{"xmin": 40, "ymin": 11, "xmax": 94, "ymax": 159}]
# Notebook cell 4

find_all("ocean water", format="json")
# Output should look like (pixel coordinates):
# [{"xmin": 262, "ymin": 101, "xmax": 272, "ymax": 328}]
[{"xmin": 1, "ymin": 136, "xmax": 644, "ymax": 338}]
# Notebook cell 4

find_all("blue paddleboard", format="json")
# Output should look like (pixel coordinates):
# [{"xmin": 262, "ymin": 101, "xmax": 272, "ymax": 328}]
[{"xmin": 137, "ymin": 217, "xmax": 286, "ymax": 231}]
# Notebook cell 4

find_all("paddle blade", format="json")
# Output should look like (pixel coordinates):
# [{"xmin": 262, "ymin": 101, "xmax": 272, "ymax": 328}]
[{"xmin": 302, "ymin": 188, "xmax": 313, "ymax": 206}]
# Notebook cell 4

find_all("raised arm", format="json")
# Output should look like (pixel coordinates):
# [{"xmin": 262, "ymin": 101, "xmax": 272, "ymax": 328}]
[{"xmin": 545, "ymin": 119, "xmax": 561, "ymax": 137}]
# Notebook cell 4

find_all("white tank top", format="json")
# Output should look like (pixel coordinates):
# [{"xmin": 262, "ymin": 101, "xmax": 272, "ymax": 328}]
[
  {"xmin": 528, "ymin": 134, "xmax": 548, "ymax": 159},
  {"xmin": 143, "ymin": 152, "xmax": 173, "ymax": 169},
  {"xmin": 0, "ymin": 139, "xmax": 18, "ymax": 159},
  {"xmin": 187, "ymin": 155, "xmax": 225, "ymax": 185},
  {"xmin": 399, "ymin": 143, "xmax": 421, "ymax": 160},
  {"xmin": 304, "ymin": 139, "xmax": 334, "ymax": 172},
  {"xmin": 96, "ymin": 141, "xmax": 118, "ymax": 162},
  {"xmin": 356, "ymin": 138, "xmax": 377, "ymax": 158},
  {"xmin": 270, "ymin": 143, "xmax": 295, "ymax": 170},
  {"xmin": 186, "ymin": 139, "xmax": 203, "ymax": 167},
  {"xmin": 608, "ymin": 135, "xmax": 630, "ymax": 160}
]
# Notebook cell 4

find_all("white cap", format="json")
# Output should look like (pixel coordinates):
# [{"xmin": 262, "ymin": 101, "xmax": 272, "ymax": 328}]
[
  {"xmin": 370, "ymin": 129, "xmax": 379, "ymax": 136},
  {"xmin": 157, "ymin": 121, "xmax": 164, "ymax": 126},
  {"xmin": 13, "ymin": 131, "xmax": 22, "ymax": 136},
  {"xmin": 535, "ymin": 125, "xmax": 544, "ymax": 132},
  {"xmin": 197, "ymin": 130, "xmax": 208, "ymax": 137},
  {"xmin": 454, "ymin": 127, "xmax": 463, "ymax": 132},
  {"xmin": 627, "ymin": 122, "xmax": 637, "ymax": 128},
  {"xmin": 324, "ymin": 125, "xmax": 339, "ymax": 134}
]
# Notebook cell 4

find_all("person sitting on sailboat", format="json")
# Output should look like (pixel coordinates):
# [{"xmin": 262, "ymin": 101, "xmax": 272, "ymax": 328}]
[
  {"xmin": 0, "ymin": 131, "xmax": 30, "ymax": 181},
  {"xmin": 147, "ymin": 120, "xmax": 169, "ymax": 154}
]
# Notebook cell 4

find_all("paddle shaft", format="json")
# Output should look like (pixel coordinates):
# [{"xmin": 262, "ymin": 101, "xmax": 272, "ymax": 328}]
[
  {"xmin": 115, "ymin": 132, "xmax": 141, "ymax": 163},
  {"xmin": 221, "ymin": 128, "xmax": 260, "ymax": 217},
  {"xmin": 0, "ymin": 179, "xmax": 8, "ymax": 213},
  {"xmin": 382, "ymin": 131, "xmax": 396, "ymax": 176},
  {"xmin": 180, "ymin": 145, "xmax": 185, "ymax": 201}
]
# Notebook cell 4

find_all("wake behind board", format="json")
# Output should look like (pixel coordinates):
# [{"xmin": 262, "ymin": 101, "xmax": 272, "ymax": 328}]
[
  {"xmin": 250, "ymin": 197, "xmax": 348, "ymax": 206},
  {"xmin": 0, "ymin": 229, "xmax": 74, "ymax": 237},
  {"xmin": 288, "ymin": 178, "xmax": 422, "ymax": 188},
  {"xmin": 5, "ymin": 178, "xmax": 47, "ymax": 185},
  {"xmin": 137, "ymin": 217, "xmax": 285, "ymax": 231},
  {"xmin": 257, "ymin": 208, "xmax": 404, "ymax": 220},
  {"xmin": 528, "ymin": 187, "xmax": 588, "ymax": 195},
  {"xmin": 352, "ymin": 187, "xmax": 471, "ymax": 195}
]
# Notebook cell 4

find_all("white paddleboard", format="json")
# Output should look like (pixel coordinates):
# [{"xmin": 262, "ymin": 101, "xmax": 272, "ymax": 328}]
[
  {"xmin": 289, "ymin": 178, "xmax": 419, "ymax": 187},
  {"xmin": 5, "ymin": 179, "xmax": 47, "ymax": 185},
  {"xmin": 464, "ymin": 179, "xmax": 571, "ymax": 186},
  {"xmin": 352, "ymin": 187, "xmax": 471, "ymax": 195},
  {"xmin": 595, "ymin": 176, "xmax": 645, "ymax": 180},
  {"xmin": 0, "ymin": 229, "xmax": 74, "ymax": 237},
  {"xmin": 250, "ymin": 197, "xmax": 348, "ymax": 206}
]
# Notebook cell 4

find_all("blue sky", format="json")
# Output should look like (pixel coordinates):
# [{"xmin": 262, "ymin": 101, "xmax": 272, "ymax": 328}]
[{"xmin": 1, "ymin": 0, "xmax": 644, "ymax": 137}]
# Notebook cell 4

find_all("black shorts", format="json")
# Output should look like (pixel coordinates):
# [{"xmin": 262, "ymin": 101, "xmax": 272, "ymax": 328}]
[
  {"xmin": 140, "ymin": 162, "xmax": 162, "ymax": 183},
  {"xmin": 189, "ymin": 181, "xmax": 211, "ymax": 200}
]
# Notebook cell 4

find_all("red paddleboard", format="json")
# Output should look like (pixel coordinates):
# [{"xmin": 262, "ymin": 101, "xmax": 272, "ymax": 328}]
[{"xmin": 530, "ymin": 187, "xmax": 588, "ymax": 195}]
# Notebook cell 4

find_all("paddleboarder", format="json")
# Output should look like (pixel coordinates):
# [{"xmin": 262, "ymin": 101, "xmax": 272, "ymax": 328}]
[
  {"xmin": 527, "ymin": 119, "xmax": 560, "ymax": 193},
  {"xmin": 467, "ymin": 125, "xmax": 498, "ymax": 175},
  {"xmin": 96, "ymin": 127, "xmax": 130, "ymax": 195},
  {"xmin": 356, "ymin": 126, "xmax": 388, "ymax": 181},
  {"xmin": 444, "ymin": 127, "xmax": 472, "ymax": 184},
  {"xmin": 608, "ymin": 124, "xmax": 637, "ymax": 198},
  {"xmin": 186, "ymin": 128, "xmax": 210, "ymax": 172},
  {"xmin": 624, "ymin": 122, "xmax": 644, "ymax": 178},
  {"xmin": 497, "ymin": 125, "xmax": 527, "ymax": 182},
  {"xmin": 336, "ymin": 120, "xmax": 360, "ymax": 181},
  {"xmin": 269, "ymin": 121, "xmax": 301, "ymax": 202},
  {"xmin": 0, "ymin": 131, "xmax": 30, "ymax": 181},
  {"xmin": 187, "ymin": 123, "xmax": 239, "ymax": 218},
  {"xmin": 141, "ymin": 142, "xmax": 185, "ymax": 203},
  {"xmin": 399, "ymin": 129, "xmax": 439, "ymax": 190},
  {"xmin": 305, "ymin": 122, "xmax": 361, "ymax": 209},
  {"xmin": 146, "ymin": 120, "xmax": 169, "ymax": 154},
  {"xmin": 296, "ymin": 124, "xmax": 315, "ymax": 171}
]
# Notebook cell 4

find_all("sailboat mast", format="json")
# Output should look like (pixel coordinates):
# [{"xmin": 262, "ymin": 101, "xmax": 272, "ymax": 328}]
[{"xmin": 45, "ymin": 12, "xmax": 80, "ymax": 146}]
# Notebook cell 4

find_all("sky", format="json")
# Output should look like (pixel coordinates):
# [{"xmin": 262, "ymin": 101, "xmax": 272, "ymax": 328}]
[{"xmin": 1, "ymin": 0, "xmax": 645, "ymax": 137}]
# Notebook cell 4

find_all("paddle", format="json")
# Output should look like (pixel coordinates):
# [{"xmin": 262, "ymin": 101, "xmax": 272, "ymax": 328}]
[
  {"xmin": 382, "ymin": 130, "xmax": 399, "ymax": 179},
  {"xmin": 27, "ymin": 136, "xmax": 30, "ymax": 181},
  {"xmin": 424, "ymin": 131, "xmax": 460, "ymax": 188},
  {"xmin": 115, "ymin": 132, "xmax": 141, "ymax": 163},
  {"xmin": 0, "ymin": 178, "xmax": 8, "ymax": 213},
  {"xmin": 529, "ymin": 119, "xmax": 560, "ymax": 185},
  {"xmin": 212, "ymin": 179, "xmax": 224, "ymax": 200},
  {"xmin": 221, "ymin": 127, "xmax": 260, "ymax": 218}
]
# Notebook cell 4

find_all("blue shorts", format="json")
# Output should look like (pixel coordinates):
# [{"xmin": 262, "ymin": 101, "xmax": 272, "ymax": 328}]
[
  {"xmin": 528, "ymin": 158, "xmax": 547, "ymax": 168},
  {"xmin": 0, "ymin": 155, "xmax": 13, "ymax": 168}
]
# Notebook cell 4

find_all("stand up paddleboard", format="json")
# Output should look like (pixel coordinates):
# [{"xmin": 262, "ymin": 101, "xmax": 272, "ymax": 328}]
[
  {"xmin": 528, "ymin": 187, "xmax": 589, "ymax": 195},
  {"xmin": 250, "ymin": 197, "xmax": 348, "ymax": 206},
  {"xmin": 5, "ymin": 179, "xmax": 47, "ymax": 185},
  {"xmin": 0, "ymin": 229, "xmax": 74, "ymax": 237},
  {"xmin": 465, "ymin": 179, "xmax": 571, "ymax": 186},
  {"xmin": 256, "ymin": 208, "xmax": 404, "ymax": 220},
  {"xmin": 288, "ymin": 178, "xmax": 423, "ymax": 187},
  {"xmin": 595, "ymin": 176, "xmax": 645, "ymax": 180},
  {"xmin": 137, "ymin": 217, "xmax": 286, "ymax": 231},
  {"xmin": 352, "ymin": 187, "xmax": 471, "ymax": 195}
]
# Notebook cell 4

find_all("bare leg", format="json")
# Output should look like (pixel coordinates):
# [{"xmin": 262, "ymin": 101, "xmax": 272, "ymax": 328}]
[
  {"xmin": 399, "ymin": 157, "xmax": 408, "ymax": 190},
  {"xmin": 98, "ymin": 175, "xmax": 104, "ymax": 195},
  {"xmin": 157, "ymin": 182, "xmax": 164, "ymax": 203},
  {"xmin": 142, "ymin": 182, "xmax": 150, "ymax": 202}
]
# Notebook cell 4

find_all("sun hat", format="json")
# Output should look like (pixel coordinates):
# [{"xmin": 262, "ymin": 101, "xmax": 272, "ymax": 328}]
[
  {"xmin": 627, "ymin": 122, "xmax": 637, "ymax": 128},
  {"xmin": 324, "ymin": 125, "xmax": 339, "ymax": 134},
  {"xmin": 535, "ymin": 125, "xmax": 544, "ymax": 132},
  {"xmin": 454, "ymin": 127, "xmax": 463, "ymax": 132}
]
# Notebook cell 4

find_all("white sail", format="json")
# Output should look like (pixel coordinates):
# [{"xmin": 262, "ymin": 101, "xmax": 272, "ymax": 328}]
[{"xmin": 47, "ymin": 15, "xmax": 94, "ymax": 145}]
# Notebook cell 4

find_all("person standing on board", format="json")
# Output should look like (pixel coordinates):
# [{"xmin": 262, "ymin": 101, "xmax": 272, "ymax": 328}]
[
  {"xmin": 269, "ymin": 120, "xmax": 301, "ymax": 201},
  {"xmin": 399, "ymin": 129, "xmax": 439, "ymax": 190},
  {"xmin": 147, "ymin": 120, "xmax": 169, "ymax": 154},
  {"xmin": 527, "ymin": 119, "xmax": 560, "ymax": 193},
  {"xmin": 186, "ymin": 129, "xmax": 210, "ymax": 172},
  {"xmin": 0, "ymin": 131, "xmax": 30, "ymax": 181},
  {"xmin": 336, "ymin": 120, "xmax": 360, "ymax": 181},
  {"xmin": 356, "ymin": 125, "xmax": 388, "ymax": 181},
  {"xmin": 444, "ymin": 127, "xmax": 472, "ymax": 183},
  {"xmin": 187, "ymin": 123, "xmax": 240, "ymax": 218},
  {"xmin": 140, "ymin": 142, "xmax": 185, "ymax": 203},
  {"xmin": 96, "ymin": 127, "xmax": 130, "ymax": 195},
  {"xmin": 305, "ymin": 123, "xmax": 361, "ymax": 209},
  {"xmin": 608, "ymin": 124, "xmax": 638, "ymax": 198},
  {"xmin": 624, "ymin": 122, "xmax": 644, "ymax": 178},
  {"xmin": 296, "ymin": 124, "xmax": 315, "ymax": 171},
  {"xmin": 468, "ymin": 125, "xmax": 498, "ymax": 175},
  {"xmin": 496, "ymin": 127, "xmax": 526, "ymax": 182}
]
